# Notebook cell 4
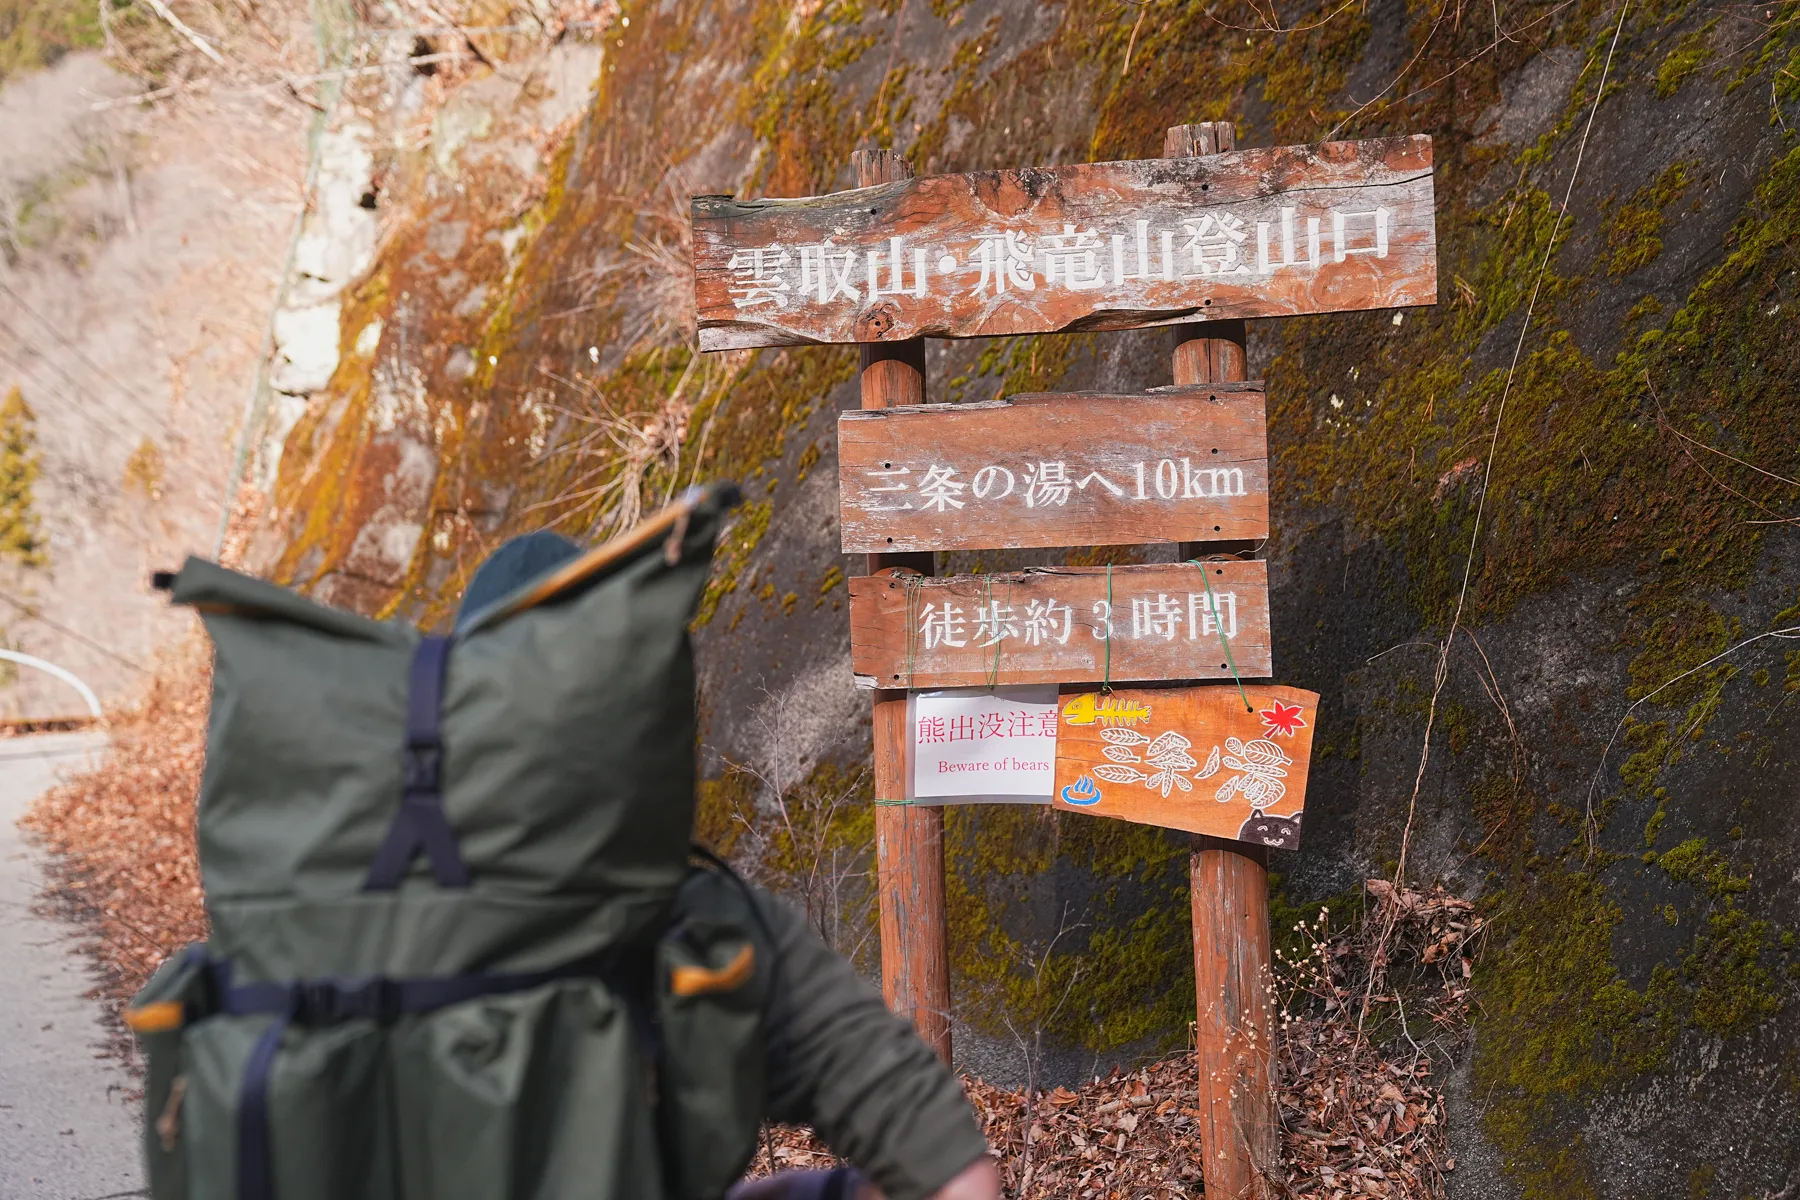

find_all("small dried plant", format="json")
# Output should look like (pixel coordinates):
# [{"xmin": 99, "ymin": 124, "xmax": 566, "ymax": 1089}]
[
  {"xmin": 719, "ymin": 684, "xmax": 877, "ymax": 963},
  {"xmin": 527, "ymin": 352, "xmax": 701, "ymax": 537}
]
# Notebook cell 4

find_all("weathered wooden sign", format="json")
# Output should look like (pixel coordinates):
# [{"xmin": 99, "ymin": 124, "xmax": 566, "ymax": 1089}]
[
  {"xmin": 849, "ymin": 560, "xmax": 1270, "ymax": 688},
  {"xmin": 693, "ymin": 135, "xmax": 1436, "ymax": 351},
  {"xmin": 1052, "ymin": 684, "xmax": 1317, "ymax": 846},
  {"xmin": 838, "ymin": 384, "xmax": 1268, "ymax": 553}
]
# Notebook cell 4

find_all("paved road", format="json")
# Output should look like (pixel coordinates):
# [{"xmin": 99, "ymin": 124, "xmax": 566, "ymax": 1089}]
[{"xmin": 0, "ymin": 733, "xmax": 144, "ymax": 1199}]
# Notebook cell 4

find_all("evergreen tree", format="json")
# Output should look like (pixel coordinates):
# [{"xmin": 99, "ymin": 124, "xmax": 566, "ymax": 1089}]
[{"xmin": 0, "ymin": 385, "xmax": 46, "ymax": 567}]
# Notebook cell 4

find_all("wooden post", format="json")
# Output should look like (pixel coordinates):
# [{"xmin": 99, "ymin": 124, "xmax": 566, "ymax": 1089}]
[
  {"xmin": 855, "ymin": 146, "xmax": 953, "ymax": 1064},
  {"xmin": 1165, "ymin": 121, "xmax": 1280, "ymax": 1200},
  {"xmin": 1163, "ymin": 122, "xmax": 1249, "ymax": 391}
]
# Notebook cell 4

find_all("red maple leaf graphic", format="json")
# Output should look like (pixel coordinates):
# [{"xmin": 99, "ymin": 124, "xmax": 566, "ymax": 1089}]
[{"xmin": 1259, "ymin": 701, "xmax": 1307, "ymax": 738}]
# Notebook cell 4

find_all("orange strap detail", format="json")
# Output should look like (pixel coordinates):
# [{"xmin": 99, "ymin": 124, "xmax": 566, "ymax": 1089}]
[
  {"xmin": 125, "ymin": 1001, "xmax": 185, "ymax": 1034},
  {"xmin": 669, "ymin": 944, "xmax": 756, "ymax": 997}
]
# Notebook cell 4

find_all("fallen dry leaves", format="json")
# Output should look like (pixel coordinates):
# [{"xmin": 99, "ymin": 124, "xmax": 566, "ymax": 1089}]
[
  {"xmin": 753, "ymin": 880, "xmax": 1483, "ymax": 1199},
  {"xmin": 21, "ymin": 640, "xmax": 211, "ymax": 1056}
]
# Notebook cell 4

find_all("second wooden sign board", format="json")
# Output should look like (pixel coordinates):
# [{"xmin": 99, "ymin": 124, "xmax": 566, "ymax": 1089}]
[{"xmin": 838, "ymin": 384, "xmax": 1268, "ymax": 552}]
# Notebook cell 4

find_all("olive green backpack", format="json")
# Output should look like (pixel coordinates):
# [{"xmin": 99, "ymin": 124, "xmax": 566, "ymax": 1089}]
[{"xmin": 127, "ymin": 483, "xmax": 771, "ymax": 1200}]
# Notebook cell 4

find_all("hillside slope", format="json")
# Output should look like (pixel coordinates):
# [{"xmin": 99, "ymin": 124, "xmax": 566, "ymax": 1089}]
[
  {"xmin": 253, "ymin": 1, "xmax": 1800, "ymax": 1195},
  {"xmin": 0, "ymin": 3, "xmax": 317, "ymax": 720}
]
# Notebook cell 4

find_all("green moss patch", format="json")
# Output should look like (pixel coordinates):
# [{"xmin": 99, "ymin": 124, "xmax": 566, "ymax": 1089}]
[
  {"xmin": 1654, "ymin": 27, "xmax": 1714, "ymax": 99},
  {"xmin": 947, "ymin": 805, "xmax": 1195, "ymax": 1052},
  {"xmin": 1602, "ymin": 159, "xmax": 1697, "ymax": 278},
  {"xmin": 0, "ymin": 0, "xmax": 103, "ymax": 80},
  {"xmin": 1475, "ymin": 869, "xmax": 1681, "ymax": 1199},
  {"xmin": 0, "ymin": 386, "xmax": 47, "ymax": 568}
]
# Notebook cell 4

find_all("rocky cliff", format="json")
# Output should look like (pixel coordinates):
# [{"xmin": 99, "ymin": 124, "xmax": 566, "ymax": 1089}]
[{"xmin": 256, "ymin": 1, "xmax": 1800, "ymax": 1195}]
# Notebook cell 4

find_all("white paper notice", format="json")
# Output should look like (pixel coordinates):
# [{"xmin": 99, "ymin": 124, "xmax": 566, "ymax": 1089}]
[{"xmin": 909, "ymin": 686, "xmax": 1058, "ymax": 804}]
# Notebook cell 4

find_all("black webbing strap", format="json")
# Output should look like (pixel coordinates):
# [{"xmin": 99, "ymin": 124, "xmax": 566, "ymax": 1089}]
[
  {"xmin": 215, "ymin": 948, "xmax": 650, "ymax": 1200},
  {"xmin": 364, "ymin": 635, "xmax": 470, "ymax": 890}
]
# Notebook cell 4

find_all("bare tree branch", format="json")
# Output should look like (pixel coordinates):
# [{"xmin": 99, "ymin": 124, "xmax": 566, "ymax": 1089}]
[{"xmin": 138, "ymin": 0, "xmax": 229, "ymax": 65}]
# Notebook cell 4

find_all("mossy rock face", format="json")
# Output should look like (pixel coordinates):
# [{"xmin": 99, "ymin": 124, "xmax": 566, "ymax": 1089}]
[{"xmin": 265, "ymin": 0, "xmax": 1800, "ymax": 1194}]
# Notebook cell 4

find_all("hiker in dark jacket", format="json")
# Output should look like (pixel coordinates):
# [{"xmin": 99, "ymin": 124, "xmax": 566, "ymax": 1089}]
[
  {"xmin": 456, "ymin": 531, "xmax": 1002, "ymax": 1200},
  {"xmin": 128, "ymin": 495, "xmax": 996, "ymax": 1200}
]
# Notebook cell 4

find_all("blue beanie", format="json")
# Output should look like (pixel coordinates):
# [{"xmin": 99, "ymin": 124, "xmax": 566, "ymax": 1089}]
[{"xmin": 455, "ymin": 531, "xmax": 583, "ymax": 631}]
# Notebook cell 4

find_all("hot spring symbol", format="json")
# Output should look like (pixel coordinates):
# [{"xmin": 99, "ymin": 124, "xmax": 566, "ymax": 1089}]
[{"xmin": 1060, "ymin": 775, "xmax": 1102, "ymax": 806}]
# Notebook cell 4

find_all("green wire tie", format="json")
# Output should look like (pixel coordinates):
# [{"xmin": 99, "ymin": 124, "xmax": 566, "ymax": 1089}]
[
  {"xmin": 1101, "ymin": 562, "xmax": 1113, "ymax": 693},
  {"xmin": 903, "ymin": 573, "xmax": 920, "ymax": 689},
  {"xmin": 1191, "ymin": 558, "xmax": 1253, "ymax": 713},
  {"xmin": 984, "ymin": 576, "xmax": 1001, "ymax": 689}
]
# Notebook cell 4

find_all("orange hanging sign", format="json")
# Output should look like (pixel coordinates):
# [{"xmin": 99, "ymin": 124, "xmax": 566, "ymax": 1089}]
[{"xmin": 1052, "ymin": 683, "xmax": 1318, "ymax": 847}]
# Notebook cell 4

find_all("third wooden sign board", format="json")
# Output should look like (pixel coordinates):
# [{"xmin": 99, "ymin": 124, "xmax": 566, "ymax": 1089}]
[
  {"xmin": 694, "ymin": 136, "xmax": 1435, "ymax": 350},
  {"xmin": 839, "ymin": 384, "xmax": 1268, "ymax": 552},
  {"xmin": 850, "ymin": 560, "xmax": 1271, "ymax": 688}
]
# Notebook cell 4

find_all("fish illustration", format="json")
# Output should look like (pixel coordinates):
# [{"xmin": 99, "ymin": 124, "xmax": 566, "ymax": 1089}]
[{"xmin": 1061, "ymin": 693, "xmax": 1153, "ymax": 728}]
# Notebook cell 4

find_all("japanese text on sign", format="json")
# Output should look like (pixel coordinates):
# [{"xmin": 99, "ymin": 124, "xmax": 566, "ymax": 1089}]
[
  {"xmin": 837, "ymin": 386, "xmax": 1269, "ymax": 553},
  {"xmin": 692, "ymin": 136, "xmax": 1436, "ymax": 350},
  {"xmin": 864, "ymin": 457, "xmax": 1246, "ymax": 513},
  {"xmin": 849, "ymin": 561, "xmax": 1273, "ymax": 689},
  {"xmin": 723, "ymin": 208, "xmax": 1392, "ymax": 312},
  {"xmin": 910, "ymin": 687, "xmax": 1060, "ymax": 803},
  {"xmin": 915, "ymin": 591, "xmax": 1237, "ymax": 650},
  {"xmin": 916, "ymin": 707, "xmax": 1061, "ymax": 742}
]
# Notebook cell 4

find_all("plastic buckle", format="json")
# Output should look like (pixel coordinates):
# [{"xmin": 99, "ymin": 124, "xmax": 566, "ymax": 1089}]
[
  {"xmin": 402, "ymin": 742, "xmax": 441, "ymax": 793},
  {"xmin": 362, "ymin": 977, "xmax": 402, "ymax": 1025},
  {"xmin": 288, "ymin": 980, "xmax": 342, "ymax": 1024}
]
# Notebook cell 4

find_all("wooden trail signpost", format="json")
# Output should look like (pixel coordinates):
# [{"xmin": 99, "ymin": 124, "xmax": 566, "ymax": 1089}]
[{"xmin": 691, "ymin": 122, "xmax": 1437, "ymax": 1200}]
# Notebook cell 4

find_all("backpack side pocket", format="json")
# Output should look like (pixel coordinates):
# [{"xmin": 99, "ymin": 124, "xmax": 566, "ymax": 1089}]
[
  {"xmin": 656, "ymin": 872, "xmax": 771, "ymax": 1200},
  {"xmin": 125, "ymin": 945, "xmax": 214, "ymax": 1200}
]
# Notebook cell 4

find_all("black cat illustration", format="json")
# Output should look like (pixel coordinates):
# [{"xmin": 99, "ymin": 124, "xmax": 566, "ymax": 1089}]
[{"xmin": 1237, "ymin": 810, "xmax": 1302, "ymax": 849}]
